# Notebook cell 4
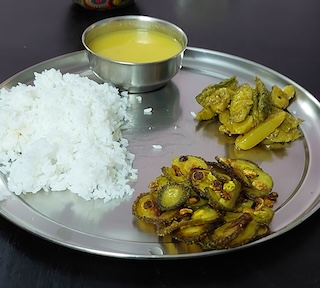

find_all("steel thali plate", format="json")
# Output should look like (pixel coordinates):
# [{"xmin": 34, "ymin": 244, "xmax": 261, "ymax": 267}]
[{"xmin": 0, "ymin": 47, "xmax": 320, "ymax": 259}]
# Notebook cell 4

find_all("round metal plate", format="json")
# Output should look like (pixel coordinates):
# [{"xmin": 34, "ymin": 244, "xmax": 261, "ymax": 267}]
[{"xmin": 0, "ymin": 47, "xmax": 319, "ymax": 259}]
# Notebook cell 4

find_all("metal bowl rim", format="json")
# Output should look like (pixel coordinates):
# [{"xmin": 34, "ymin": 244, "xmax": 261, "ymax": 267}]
[{"xmin": 81, "ymin": 15, "xmax": 188, "ymax": 65}]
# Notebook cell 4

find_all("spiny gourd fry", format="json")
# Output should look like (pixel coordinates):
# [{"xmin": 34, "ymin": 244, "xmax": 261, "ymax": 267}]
[
  {"xmin": 132, "ymin": 155, "xmax": 278, "ymax": 250},
  {"xmin": 195, "ymin": 76, "xmax": 302, "ymax": 150}
]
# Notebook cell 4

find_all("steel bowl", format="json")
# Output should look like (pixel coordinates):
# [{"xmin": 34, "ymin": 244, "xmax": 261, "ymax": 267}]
[{"xmin": 82, "ymin": 15, "xmax": 188, "ymax": 93}]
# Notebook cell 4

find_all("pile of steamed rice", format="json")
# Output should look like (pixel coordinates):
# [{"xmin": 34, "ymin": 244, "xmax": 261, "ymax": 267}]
[{"xmin": 0, "ymin": 69, "xmax": 137, "ymax": 202}]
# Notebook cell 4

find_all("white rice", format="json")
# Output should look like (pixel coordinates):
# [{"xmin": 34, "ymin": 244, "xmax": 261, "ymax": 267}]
[
  {"xmin": 0, "ymin": 69, "xmax": 137, "ymax": 202},
  {"xmin": 143, "ymin": 107, "xmax": 153, "ymax": 115},
  {"xmin": 152, "ymin": 145, "xmax": 163, "ymax": 151}
]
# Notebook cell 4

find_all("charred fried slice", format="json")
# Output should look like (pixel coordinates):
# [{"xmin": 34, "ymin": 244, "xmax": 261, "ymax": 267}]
[
  {"xmin": 263, "ymin": 192, "xmax": 279, "ymax": 208},
  {"xmin": 157, "ymin": 205, "xmax": 221, "ymax": 236},
  {"xmin": 184, "ymin": 192, "xmax": 209, "ymax": 209},
  {"xmin": 254, "ymin": 225, "xmax": 271, "ymax": 240},
  {"xmin": 190, "ymin": 168, "xmax": 242, "ymax": 211},
  {"xmin": 207, "ymin": 179, "xmax": 242, "ymax": 211},
  {"xmin": 200, "ymin": 213, "xmax": 252, "ymax": 249},
  {"xmin": 171, "ymin": 155, "xmax": 208, "ymax": 178},
  {"xmin": 148, "ymin": 175, "xmax": 170, "ymax": 193},
  {"xmin": 189, "ymin": 168, "xmax": 216, "ymax": 195},
  {"xmin": 214, "ymin": 157, "xmax": 251, "ymax": 187},
  {"xmin": 162, "ymin": 166, "xmax": 188, "ymax": 184},
  {"xmin": 216, "ymin": 158, "xmax": 273, "ymax": 198},
  {"xmin": 156, "ymin": 183, "xmax": 191, "ymax": 211},
  {"xmin": 172, "ymin": 224, "xmax": 212, "ymax": 244},
  {"xmin": 132, "ymin": 192, "xmax": 180, "ymax": 225},
  {"xmin": 157, "ymin": 220, "xmax": 186, "ymax": 236},
  {"xmin": 234, "ymin": 197, "xmax": 275, "ymax": 225},
  {"xmin": 132, "ymin": 192, "xmax": 158, "ymax": 223},
  {"xmin": 251, "ymin": 205, "xmax": 275, "ymax": 225},
  {"xmin": 206, "ymin": 161, "xmax": 232, "ymax": 183},
  {"xmin": 191, "ymin": 205, "xmax": 221, "ymax": 222},
  {"xmin": 223, "ymin": 211, "xmax": 245, "ymax": 222},
  {"xmin": 226, "ymin": 219, "xmax": 260, "ymax": 248}
]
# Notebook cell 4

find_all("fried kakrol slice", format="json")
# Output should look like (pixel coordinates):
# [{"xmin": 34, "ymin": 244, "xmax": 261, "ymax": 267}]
[
  {"xmin": 171, "ymin": 155, "xmax": 208, "ymax": 178},
  {"xmin": 214, "ymin": 157, "xmax": 251, "ymax": 187},
  {"xmin": 226, "ymin": 218, "xmax": 260, "ymax": 248},
  {"xmin": 251, "ymin": 205, "xmax": 275, "ymax": 225},
  {"xmin": 216, "ymin": 157, "xmax": 273, "ymax": 199},
  {"xmin": 156, "ymin": 183, "xmax": 191, "ymax": 211},
  {"xmin": 190, "ymin": 205, "xmax": 222, "ymax": 223},
  {"xmin": 254, "ymin": 224, "xmax": 271, "ymax": 240},
  {"xmin": 206, "ymin": 161, "xmax": 232, "ymax": 183},
  {"xmin": 162, "ymin": 166, "xmax": 188, "ymax": 184},
  {"xmin": 172, "ymin": 223, "xmax": 213, "ymax": 244},
  {"xmin": 208, "ymin": 179, "xmax": 242, "ymax": 212},
  {"xmin": 157, "ymin": 205, "xmax": 221, "ymax": 237},
  {"xmin": 234, "ymin": 197, "xmax": 275, "ymax": 225},
  {"xmin": 200, "ymin": 213, "xmax": 252, "ymax": 250},
  {"xmin": 184, "ymin": 191, "xmax": 209, "ymax": 210},
  {"xmin": 223, "ymin": 211, "xmax": 245, "ymax": 222},
  {"xmin": 132, "ymin": 192, "xmax": 180, "ymax": 225},
  {"xmin": 263, "ymin": 191, "xmax": 279, "ymax": 208},
  {"xmin": 148, "ymin": 175, "xmax": 170, "ymax": 193},
  {"xmin": 157, "ymin": 219, "xmax": 185, "ymax": 237},
  {"xmin": 190, "ymin": 168, "xmax": 242, "ymax": 211},
  {"xmin": 189, "ymin": 168, "xmax": 216, "ymax": 194}
]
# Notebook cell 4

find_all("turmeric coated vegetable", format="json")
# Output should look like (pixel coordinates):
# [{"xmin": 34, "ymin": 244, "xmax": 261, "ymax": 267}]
[
  {"xmin": 156, "ymin": 183, "xmax": 191, "ymax": 211},
  {"xmin": 132, "ymin": 155, "xmax": 277, "ymax": 251},
  {"xmin": 215, "ymin": 157, "xmax": 274, "ymax": 198},
  {"xmin": 229, "ymin": 83, "xmax": 254, "ymax": 123},
  {"xmin": 195, "ymin": 76, "xmax": 302, "ymax": 150},
  {"xmin": 235, "ymin": 110, "xmax": 286, "ymax": 150}
]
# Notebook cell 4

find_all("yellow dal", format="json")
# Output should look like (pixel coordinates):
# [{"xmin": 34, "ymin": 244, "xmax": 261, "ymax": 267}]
[{"xmin": 88, "ymin": 29, "xmax": 183, "ymax": 63}]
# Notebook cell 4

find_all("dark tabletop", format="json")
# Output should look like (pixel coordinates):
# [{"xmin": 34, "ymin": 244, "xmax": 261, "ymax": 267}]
[{"xmin": 1, "ymin": 1, "xmax": 320, "ymax": 287}]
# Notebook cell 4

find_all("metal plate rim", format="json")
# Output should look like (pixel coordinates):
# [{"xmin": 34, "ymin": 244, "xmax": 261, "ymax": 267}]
[{"xmin": 0, "ymin": 47, "xmax": 320, "ymax": 260}]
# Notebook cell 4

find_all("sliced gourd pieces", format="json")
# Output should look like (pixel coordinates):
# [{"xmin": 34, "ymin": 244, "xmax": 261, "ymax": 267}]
[
  {"xmin": 156, "ymin": 183, "xmax": 191, "ymax": 211},
  {"xmin": 195, "ymin": 76, "xmax": 302, "ymax": 150},
  {"xmin": 132, "ymin": 155, "xmax": 277, "ymax": 251}
]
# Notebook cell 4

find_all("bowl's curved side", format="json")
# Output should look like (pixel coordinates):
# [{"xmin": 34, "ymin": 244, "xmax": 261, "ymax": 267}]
[
  {"xmin": 87, "ymin": 52, "xmax": 184, "ymax": 93},
  {"xmin": 82, "ymin": 15, "xmax": 187, "ymax": 93}
]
